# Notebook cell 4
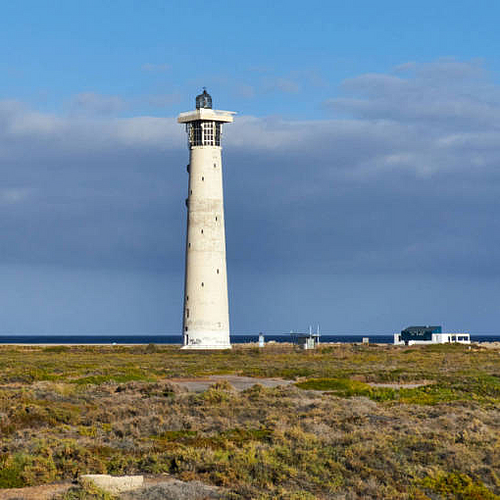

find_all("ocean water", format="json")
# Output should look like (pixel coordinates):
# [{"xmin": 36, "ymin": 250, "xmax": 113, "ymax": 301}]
[{"xmin": 0, "ymin": 334, "xmax": 498, "ymax": 345}]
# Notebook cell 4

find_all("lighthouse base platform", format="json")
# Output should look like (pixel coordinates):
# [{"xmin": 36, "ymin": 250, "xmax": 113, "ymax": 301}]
[
  {"xmin": 181, "ymin": 331, "xmax": 231, "ymax": 350},
  {"xmin": 181, "ymin": 344, "xmax": 232, "ymax": 350}
]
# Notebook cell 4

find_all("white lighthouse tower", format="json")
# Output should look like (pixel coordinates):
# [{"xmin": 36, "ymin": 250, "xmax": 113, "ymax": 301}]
[{"xmin": 177, "ymin": 90, "xmax": 235, "ymax": 349}]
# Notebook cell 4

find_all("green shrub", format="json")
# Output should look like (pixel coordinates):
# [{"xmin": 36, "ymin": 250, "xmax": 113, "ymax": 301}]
[
  {"xmin": 20, "ymin": 453, "xmax": 57, "ymax": 485},
  {"xmin": 295, "ymin": 377, "xmax": 396, "ymax": 401},
  {"xmin": 58, "ymin": 483, "xmax": 117, "ymax": 500},
  {"xmin": 296, "ymin": 377, "xmax": 372, "ymax": 395},
  {"xmin": 295, "ymin": 376, "xmax": 500, "ymax": 405},
  {"xmin": 420, "ymin": 471, "xmax": 499, "ymax": 499},
  {"xmin": 43, "ymin": 346, "xmax": 70, "ymax": 353},
  {"xmin": 0, "ymin": 453, "xmax": 26, "ymax": 488},
  {"xmin": 222, "ymin": 427, "xmax": 273, "ymax": 444},
  {"xmin": 152, "ymin": 430, "xmax": 198, "ymax": 441}
]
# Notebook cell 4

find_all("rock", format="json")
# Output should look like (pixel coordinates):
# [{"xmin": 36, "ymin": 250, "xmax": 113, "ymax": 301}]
[{"xmin": 79, "ymin": 474, "xmax": 144, "ymax": 494}]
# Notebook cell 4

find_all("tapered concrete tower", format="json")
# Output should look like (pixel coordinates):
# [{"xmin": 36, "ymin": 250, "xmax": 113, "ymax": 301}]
[{"xmin": 177, "ymin": 90, "xmax": 235, "ymax": 349}]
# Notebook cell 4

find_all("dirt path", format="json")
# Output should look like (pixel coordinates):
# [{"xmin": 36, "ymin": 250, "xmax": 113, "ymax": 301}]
[
  {"xmin": 367, "ymin": 381, "xmax": 434, "ymax": 389},
  {"xmin": 167, "ymin": 376, "xmax": 433, "ymax": 392},
  {"xmin": 168, "ymin": 374, "xmax": 294, "ymax": 392}
]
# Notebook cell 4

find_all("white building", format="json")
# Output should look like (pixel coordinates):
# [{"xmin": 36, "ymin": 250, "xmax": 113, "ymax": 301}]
[
  {"xmin": 394, "ymin": 325, "xmax": 470, "ymax": 345},
  {"xmin": 177, "ymin": 90, "xmax": 235, "ymax": 349},
  {"xmin": 291, "ymin": 326, "xmax": 321, "ymax": 350}
]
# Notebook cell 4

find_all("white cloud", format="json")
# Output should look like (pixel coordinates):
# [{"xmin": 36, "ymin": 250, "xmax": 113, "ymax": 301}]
[
  {"xmin": 319, "ymin": 59, "xmax": 500, "ymax": 177},
  {"xmin": 71, "ymin": 92, "xmax": 126, "ymax": 115},
  {"xmin": 326, "ymin": 59, "xmax": 500, "ymax": 129},
  {"xmin": 7, "ymin": 110, "xmax": 63, "ymax": 135},
  {"xmin": 111, "ymin": 116, "xmax": 181, "ymax": 148},
  {"xmin": 0, "ymin": 102, "xmax": 182, "ymax": 153},
  {"xmin": 2, "ymin": 57, "xmax": 500, "ymax": 182}
]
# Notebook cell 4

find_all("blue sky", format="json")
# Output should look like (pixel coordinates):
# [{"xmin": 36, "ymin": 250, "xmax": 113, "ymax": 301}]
[
  {"xmin": 3, "ymin": 1, "xmax": 500, "ymax": 118},
  {"xmin": 0, "ymin": 1, "xmax": 499, "ymax": 334}
]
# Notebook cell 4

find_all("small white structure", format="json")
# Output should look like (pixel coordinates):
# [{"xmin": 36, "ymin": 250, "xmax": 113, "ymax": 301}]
[
  {"xmin": 394, "ymin": 326, "xmax": 470, "ymax": 346},
  {"xmin": 258, "ymin": 332, "xmax": 265, "ymax": 348},
  {"xmin": 178, "ymin": 90, "xmax": 235, "ymax": 350}
]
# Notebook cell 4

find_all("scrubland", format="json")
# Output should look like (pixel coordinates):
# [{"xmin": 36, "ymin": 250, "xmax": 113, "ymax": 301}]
[{"xmin": 0, "ymin": 342, "xmax": 499, "ymax": 499}]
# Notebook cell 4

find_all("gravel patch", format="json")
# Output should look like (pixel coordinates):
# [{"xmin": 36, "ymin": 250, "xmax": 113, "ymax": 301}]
[{"xmin": 121, "ymin": 479, "xmax": 227, "ymax": 499}]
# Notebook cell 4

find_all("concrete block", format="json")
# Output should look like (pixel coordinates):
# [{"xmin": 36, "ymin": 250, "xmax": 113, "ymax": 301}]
[{"xmin": 80, "ymin": 474, "xmax": 143, "ymax": 494}]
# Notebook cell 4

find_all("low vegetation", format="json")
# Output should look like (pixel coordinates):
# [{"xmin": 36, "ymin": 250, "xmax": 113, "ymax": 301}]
[{"xmin": 0, "ymin": 342, "xmax": 499, "ymax": 499}]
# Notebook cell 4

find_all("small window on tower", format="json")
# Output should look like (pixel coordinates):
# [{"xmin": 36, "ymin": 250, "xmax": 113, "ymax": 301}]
[
  {"xmin": 201, "ymin": 229, "xmax": 203, "ymax": 234},
  {"xmin": 188, "ymin": 243, "xmax": 191, "ymax": 248},
  {"xmin": 214, "ymin": 163, "xmax": 217, "ymax": 168},
  {"xmin": 186, "ymin": 309, "xmax": 189, "ymax": 318},
  {"xmin": 202, "ymin": 176, "xmax": 204, "ymax": 181},
  {"xmin": 201, "ymin": 282, "xmax": 204, "ymax": 287},
  {"xmin": 185, "ymin": 326, "xmax": 188, "ymax": 331},
  {"xmin": 215, "ymin": 216, "xmax": 218, "ymax": 221},
  {"xmin": 217, "ymin": 269, "xmax": 219, "ymax": 274},
  {"xmin": 215, "ymin": 122, "xmax": 221, "ymax": 146}
]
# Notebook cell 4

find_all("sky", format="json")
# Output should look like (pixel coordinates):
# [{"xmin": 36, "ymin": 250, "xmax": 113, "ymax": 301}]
[{"xmin": 0, "ymin": 0, "xmax": 499, "ymax": 335}]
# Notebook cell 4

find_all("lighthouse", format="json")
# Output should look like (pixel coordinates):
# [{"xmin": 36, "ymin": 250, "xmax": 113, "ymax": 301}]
[{"xmin": 177, "ymin": 90, "xmax": 235, "ymax": 349}]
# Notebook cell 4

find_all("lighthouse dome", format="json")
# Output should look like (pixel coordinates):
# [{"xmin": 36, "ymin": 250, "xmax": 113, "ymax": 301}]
[{"xmin": 196, "ymin": 89, "xmax": 212, "ymax": 109}]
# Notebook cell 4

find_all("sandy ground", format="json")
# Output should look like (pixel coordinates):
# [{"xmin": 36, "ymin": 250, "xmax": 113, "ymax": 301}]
[
  {"xmin": 0, "ymin": 475, "xmax": 225, "ymax": 500},
  {"xmin": 479, "ymin": 342, "xmax": 500, "ymax": 349},
  {"xmin": 367, "ymin": 381, "xmax": 434, "ymax": 389},
  {"xmin": 0, "ymin": 482, "xmax": 72, "ymax": 500}
]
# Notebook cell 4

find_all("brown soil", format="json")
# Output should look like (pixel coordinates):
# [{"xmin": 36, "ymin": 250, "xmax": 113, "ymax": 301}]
[{"xmin": 0, "ymin": 482, "xmax": 72, "ymax": 500}]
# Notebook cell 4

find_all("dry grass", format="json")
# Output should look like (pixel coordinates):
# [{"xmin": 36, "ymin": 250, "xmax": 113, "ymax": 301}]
[{"xmin": 0, "ymin": 343, "xmax": 499, "ymax": 499}]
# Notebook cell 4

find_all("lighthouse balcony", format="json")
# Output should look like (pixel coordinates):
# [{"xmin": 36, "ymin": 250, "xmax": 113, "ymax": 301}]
[{"xmin": 177, "ymin": 108, "xmax": 235, "ymax": 124}]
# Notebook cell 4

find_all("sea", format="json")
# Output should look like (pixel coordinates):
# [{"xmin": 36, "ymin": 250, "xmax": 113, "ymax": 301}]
[{"xmin": 0, "ymin": 334, "xmax": 499, "ymax": 345}]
